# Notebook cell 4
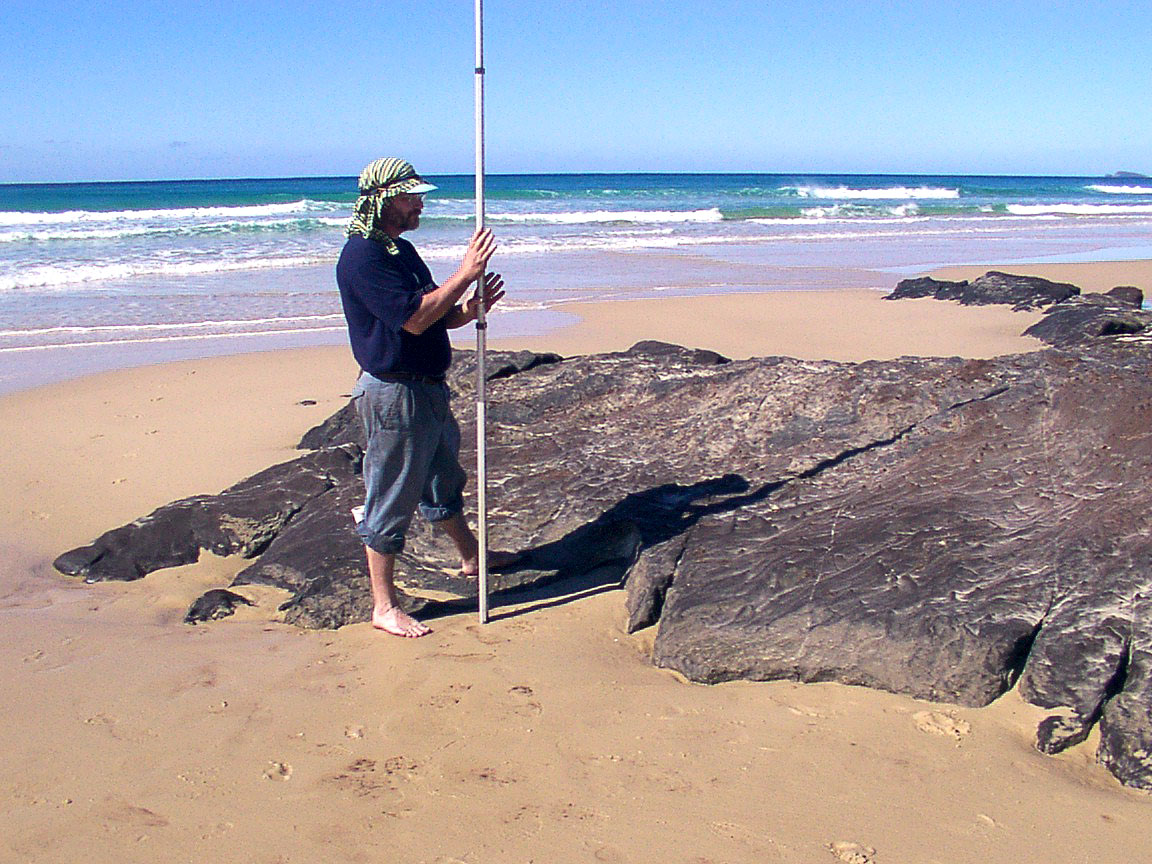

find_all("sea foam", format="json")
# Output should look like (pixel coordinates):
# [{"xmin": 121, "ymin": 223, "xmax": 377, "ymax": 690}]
[
  {"xmin": 486, "ymin": 208, "xmax": 725, "ymax": 224},
  {"xmin": 1007, "ymin": 203, "xmax": 1152, "ymax": 216},
  {"xmin": 0, "ymin": 199, "xmax": 337, "ymax": 227},
  {"xmin": 0, "ymin": 216, "xmax": 340, "ymax": 244},
  {"xmin": 788, "ymin": 186, "xmax": 959, "ymax": 200},
  {"xmin": 0, "ymin": 254, "xmax": 332, "ymax": 291},
  {"xmin": 797, "ymin": 203, "xmax": 922, "ymax": 220},
  {"xmin": 1086, "ymin": 184, "xmax": 1152, "ymax": 195}
]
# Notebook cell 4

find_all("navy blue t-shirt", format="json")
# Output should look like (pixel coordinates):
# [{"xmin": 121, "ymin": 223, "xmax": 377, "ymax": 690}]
[{"xmin": 335, "ymin": 234, "xmax": 453, "ymax": 378}]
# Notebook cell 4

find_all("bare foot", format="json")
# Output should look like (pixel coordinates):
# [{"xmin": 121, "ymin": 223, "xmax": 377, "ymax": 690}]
[
  {"xmin": 372, "ymin": 606, "xmax": 431, "ymax": 638},
  {"xmin": 459, "ymin": 550, "xmax": 521, "ymax": 577}
]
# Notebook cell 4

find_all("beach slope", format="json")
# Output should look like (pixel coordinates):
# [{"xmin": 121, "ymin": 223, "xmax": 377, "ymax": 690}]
[{"xmin": 2, "ymin": 288, "xmax": 1148, "ymax": 864}]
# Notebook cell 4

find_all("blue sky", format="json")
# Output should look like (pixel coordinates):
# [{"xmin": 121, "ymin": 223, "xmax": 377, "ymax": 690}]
[{"xmin": 1, "ymin": 0, "xmax": 1149, "ymax": 182}]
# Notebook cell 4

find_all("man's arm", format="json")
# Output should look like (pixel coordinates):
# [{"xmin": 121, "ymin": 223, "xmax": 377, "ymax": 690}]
[{"xmin": 402, "ymin": 229, "xmax": 497, "ymax": 335}]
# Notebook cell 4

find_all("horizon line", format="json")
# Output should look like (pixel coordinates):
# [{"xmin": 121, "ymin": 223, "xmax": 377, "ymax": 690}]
[{"xmin": 2, "ymin": 169, "xmax": 1146, "ymax": 188}]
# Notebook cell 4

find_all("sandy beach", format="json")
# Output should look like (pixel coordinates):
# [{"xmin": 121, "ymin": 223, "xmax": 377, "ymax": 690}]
[
  {"xmin": 3, "ymin": 273, "xmax": 1150, "ymax": 863},
  {"xmin": 483, "ymin": 289, "xmax": 1046, "ymax": 362}
]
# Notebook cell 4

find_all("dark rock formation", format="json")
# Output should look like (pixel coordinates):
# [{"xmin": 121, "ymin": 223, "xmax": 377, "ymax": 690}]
[
  {"xmin": 1106, "ymin": 286, "xmax": 1144, "ymax": 308},
  {"xmin": 184, "ymin": 589, "xmax": 254, "ymax": 624},
  {"xmin": 54, "ymin": 447, "xmax": 360, "ymax": 582},
  {"xmin": 623, "ymin": 340, "xmax": 731, "ymax": 367},
  {"xmin": 1024, "ymin": 293, "xmax": 1151, "ymax": 348},
  {"xmin": 485, "ymin": 349, "xmax": 565, "ymax": 380},
  {"xmin": 887, "ymin": 271, "xmax": 1079, "ymax": 310},
  {"xmin": 883, "ymin": 275, "xmax": 968, "ymax": 302},
  {"xmin": 296, "ymin": 404, "xmax": 362, "ymax": 452},
  {"xmin": 54, "ymin": 276, "xmax": 1152, "ymax": 791},
  {"xmin": 886, "ymin": 270, "xmax": 1149, "ymax": 351}
]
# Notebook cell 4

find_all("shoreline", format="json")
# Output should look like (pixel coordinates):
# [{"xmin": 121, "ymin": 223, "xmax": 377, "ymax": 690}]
[
  {"xmin": 4, "ymin": 260, "xmax": 1152, "ymax": 862},
  {"xmin": 4, "ymin": 253, "xmax": 1142, "ymax": 398},
  {"xmin": 0, "ymin": 287, "xmax": 1041, "ymax": 404},
  {"xmin": 3, "ymin": 257, "xmax": 1146, "ymax": 398}
]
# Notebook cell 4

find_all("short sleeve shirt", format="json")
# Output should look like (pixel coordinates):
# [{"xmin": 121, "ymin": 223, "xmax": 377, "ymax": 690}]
[{"xmin": 336, "ymin": 234, "xmax": 452, "ymax": 378}]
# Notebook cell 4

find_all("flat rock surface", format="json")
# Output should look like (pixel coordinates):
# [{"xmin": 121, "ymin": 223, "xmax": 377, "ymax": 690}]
[{"xmin": 54, "ymin": 280, "xmax": 1152, "ymax": 790}]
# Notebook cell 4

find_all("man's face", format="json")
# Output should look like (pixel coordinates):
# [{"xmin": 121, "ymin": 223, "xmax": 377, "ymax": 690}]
[{"xmin": 385, "ymin": 192, "xmax": 424, "ymax": 235}]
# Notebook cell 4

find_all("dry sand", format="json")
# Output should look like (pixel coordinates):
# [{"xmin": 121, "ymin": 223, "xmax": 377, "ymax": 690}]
[
  {"xmin": 3, "ymin": 281, "xmax": 1149, "ymax": 863},
  {"xmin": 482, "ymin": 289, "xmax": 1044, "ymax": 362}
]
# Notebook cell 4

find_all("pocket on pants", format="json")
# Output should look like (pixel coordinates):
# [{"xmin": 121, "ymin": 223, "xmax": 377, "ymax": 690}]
[{"xmin": 358, "ymin": 380, "xmax": 412, "ymax": 432}]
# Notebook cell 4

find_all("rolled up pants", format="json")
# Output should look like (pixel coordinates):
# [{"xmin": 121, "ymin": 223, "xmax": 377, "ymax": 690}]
[{"xmin": 353, "ymin": 372, "xmax": 467, "ymax": 555}]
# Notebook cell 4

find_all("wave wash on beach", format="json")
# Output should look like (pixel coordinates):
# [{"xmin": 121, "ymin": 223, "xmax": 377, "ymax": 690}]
[{"xmin": 2, "ymin": 173, "xmax": 1152, "ymax": 393}]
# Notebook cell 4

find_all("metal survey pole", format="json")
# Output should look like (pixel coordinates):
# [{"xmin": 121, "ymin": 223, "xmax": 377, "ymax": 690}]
[{"xmin": 474, "ymin": 0, "xmax": 490, "ymax": 623}]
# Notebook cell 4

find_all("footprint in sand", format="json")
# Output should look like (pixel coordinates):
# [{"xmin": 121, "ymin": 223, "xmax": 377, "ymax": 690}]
[
  {"xmin": 826, "ymin": 840, "xmax": 876, "ymax": 863},
  {"xmin": 470, "ymin": 766, "xmax": 518, "ymax": 785},
  {"xmin": 709, "ymin": 820, "xmax": 777, "ymax": 853},
  {"xmin": 98, "ymin": 799, "xmax": 169, "ymax": 829},
  {"xmin": 325, "ymin": 756, "xmax": 419, "ymax": 797},
  {"xmin": 589, "ymin": 843, "xmax": 625, "ymax": 862},
  {"xmin": 501, "ymin": 803, "xmax": 544, "ymax": 831},
  {"xmin": 423, "ymin": 683, "xmax": 472, "ymax": 709},
  {"xmin": 508, "ymin": 685, "xmax": 543, "ymax": 716},
  {"xmin": 262, "ymin": 761, "xmax": 292, "ymax": 781},
  {"xmin": 784, "ymin": 703, "xmax": 828, "ymax": 719},
  {"xmin": 465, "ymin": 623, "xmax": 510, "ymax": 646},
  {"xmin": 913, "ymin": 710, "xmax": 971, "ymax": 741}
]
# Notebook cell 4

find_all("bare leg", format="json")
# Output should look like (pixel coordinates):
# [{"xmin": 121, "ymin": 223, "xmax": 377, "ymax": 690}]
[
  {"xmin": 436, "ymin": 512, "xmax": 480, "ymax": 573},
  {"xmin": 366, "ymin": 546, "xmax": 431, "ymax": 637},
  {"xmin": 435, "ymin": 512, "xmax": 519, "ymax": 575}
]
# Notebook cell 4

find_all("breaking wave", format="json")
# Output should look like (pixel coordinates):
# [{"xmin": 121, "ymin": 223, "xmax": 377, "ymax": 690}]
[
  {"xmin": 0, "ymin": 199, "xmax": 338, "ymax": 227},
  {"xmin": 786, "ymin": 186, "xmax": 960, "ymax": 200},
  {"xmin": 1086, "ymin": 184, "xmax": 1152, "ymax": 195}
]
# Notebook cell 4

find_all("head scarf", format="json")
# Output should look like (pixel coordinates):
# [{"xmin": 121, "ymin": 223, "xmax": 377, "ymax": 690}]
[{"xmin": 347, "ymin": 158, "xmax": 437, "ymax": 255}]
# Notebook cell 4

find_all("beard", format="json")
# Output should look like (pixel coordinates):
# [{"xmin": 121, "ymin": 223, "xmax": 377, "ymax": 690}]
[
  {"xmin": 382, "ymin": 203, "xmax": 420, "ymax": 235},
  {"xmin": 384, "ymin": 209, "xmax": 421, "ymax": 237}
]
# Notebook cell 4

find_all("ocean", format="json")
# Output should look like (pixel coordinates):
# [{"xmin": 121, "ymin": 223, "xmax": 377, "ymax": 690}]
[{"xmin": 2, "ymin": 173, "xmax": 1152, "ymax": 393}]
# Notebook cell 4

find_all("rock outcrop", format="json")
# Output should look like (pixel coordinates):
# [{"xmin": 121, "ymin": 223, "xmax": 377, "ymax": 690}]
[
  {"xmin": 54, "ymin": 277, "xmax": 1152, "ymax": 790},
  {"xmin": 886, "ymin": 271, "xmax": 1080, "ymax": 310}
]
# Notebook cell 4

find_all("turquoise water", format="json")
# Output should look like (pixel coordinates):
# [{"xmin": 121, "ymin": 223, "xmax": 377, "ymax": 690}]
[{"xmin": 2, "ymin": 173, "xmax": 1151, "ymax": 392}]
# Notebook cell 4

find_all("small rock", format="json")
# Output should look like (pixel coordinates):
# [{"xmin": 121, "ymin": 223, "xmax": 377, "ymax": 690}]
[{"xmin": 184, "ymin": 589, "xmax": 254, "ymax": 624}]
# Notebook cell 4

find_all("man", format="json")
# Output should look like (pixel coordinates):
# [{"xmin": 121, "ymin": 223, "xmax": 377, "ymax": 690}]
[{"xmin": 336, "ymin": 157, "xmax": 505, "ymax": 638}]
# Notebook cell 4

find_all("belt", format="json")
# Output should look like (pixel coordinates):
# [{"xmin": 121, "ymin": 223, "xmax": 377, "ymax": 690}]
[{"xmin": 370, "ymin": 371, "xmax": 446, "ymax": 384}]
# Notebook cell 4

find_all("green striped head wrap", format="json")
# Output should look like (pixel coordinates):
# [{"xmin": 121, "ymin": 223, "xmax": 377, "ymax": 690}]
[{"xmin": 347, "ymin": 157, "xmax": 438, "ymax": 254}]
